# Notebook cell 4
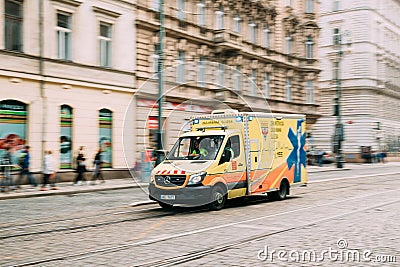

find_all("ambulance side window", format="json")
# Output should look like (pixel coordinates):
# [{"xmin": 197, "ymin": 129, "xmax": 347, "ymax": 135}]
[
  {"xmin": 219, "ymin": 135, "xmax": 240, "ymax": 165},
  {"xmin": 230, "ymin": 135, "xmax": 240, "ymax": 159}
]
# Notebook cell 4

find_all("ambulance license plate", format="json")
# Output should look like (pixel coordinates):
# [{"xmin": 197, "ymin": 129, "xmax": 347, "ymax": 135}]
[{"xmin": 160, "ymin": 195, "xmax": 175, "ymax": 200}]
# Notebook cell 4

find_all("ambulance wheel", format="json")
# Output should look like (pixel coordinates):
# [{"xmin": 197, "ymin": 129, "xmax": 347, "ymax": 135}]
[
  {"xmin": 158, "ymin": 201, "xmax": 174, "ymax": 210},
  {"xmin": 208, "ymin": 186, "xmax": 226, "ymax": 211},
  {"xmin": 269, "ymin": 180, "xmax": 289, "ymax": 201}
]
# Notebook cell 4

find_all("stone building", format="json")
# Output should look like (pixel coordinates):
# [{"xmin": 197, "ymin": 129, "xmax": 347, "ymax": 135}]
[{"xmin": 313, "ymin": 0, "xmax": 400, "ymax": 161}]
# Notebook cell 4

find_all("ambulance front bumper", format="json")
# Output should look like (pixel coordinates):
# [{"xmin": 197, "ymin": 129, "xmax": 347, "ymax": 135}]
[{"xmin": 148, "ymin": 183, "xmax": 212, "ymax": 206}]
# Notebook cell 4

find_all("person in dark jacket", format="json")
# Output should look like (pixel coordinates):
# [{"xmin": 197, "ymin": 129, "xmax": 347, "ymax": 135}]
[
  {"xmin": 16, "ymin": 146, "xmax": 37, "ymax": 189},
  {"xmin": 73, "ymin": 153, "xmax": 87, "ymax": 185},
  {"xmin": 90, "ymin": 149, "xmax": 105, "ymax": 184}
]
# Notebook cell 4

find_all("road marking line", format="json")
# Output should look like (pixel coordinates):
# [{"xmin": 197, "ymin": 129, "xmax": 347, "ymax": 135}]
[{"xmin": 310, "ymin": 171, "xmax": 400, "ymax": 183}]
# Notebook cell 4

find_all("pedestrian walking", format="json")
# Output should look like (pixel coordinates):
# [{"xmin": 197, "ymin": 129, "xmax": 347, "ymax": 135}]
[
  {"xmin": 74, "ymin": 153, "xmax": 87, "ymax": 185},
  {"xmin": 16, "ymin": 145, "xmax": 38, "ymax": 188},
  {"xmin": 91, "ymin": 149, "xmax": 105, "ymax": 184},
  {"xmin": 41, "ymin": 150, "xmax": 57, "ymax": 191},
  {"xmin": 0, "ymin": 147, "xmax": 14, "ymax": 192}
]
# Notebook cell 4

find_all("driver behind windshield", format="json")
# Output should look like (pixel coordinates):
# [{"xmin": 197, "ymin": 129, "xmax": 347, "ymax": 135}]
[{"xmin": 190, "ymin": 140, "xmax": 208, "ymax": 157}]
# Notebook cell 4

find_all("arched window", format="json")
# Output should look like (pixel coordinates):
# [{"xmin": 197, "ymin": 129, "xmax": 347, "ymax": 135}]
[
  {"xmin": 0, "ymin": 99, "xmax": 27, "ymax": 164},
  {"xmin": 99, "ymin": 109, "xmax": 112, "ymax": 168},
  {"xmin": 60, "ymin": 105, "xmax": 73, "ymax": 169}
]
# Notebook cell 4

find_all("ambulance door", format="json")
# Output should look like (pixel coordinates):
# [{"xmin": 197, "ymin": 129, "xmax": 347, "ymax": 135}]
[{"xmin": 219, "ymin": 134, "xmax": 247, "ymax": 198}]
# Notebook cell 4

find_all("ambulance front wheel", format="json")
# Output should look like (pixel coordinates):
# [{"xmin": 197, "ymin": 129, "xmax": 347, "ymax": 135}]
[
  {"xmin": 208, "ymin": 185, "xmax": 227, "ymax": 211},
  {"xmin": 269, "ymin": 180, "xmax": 289, "ymax": 201}
]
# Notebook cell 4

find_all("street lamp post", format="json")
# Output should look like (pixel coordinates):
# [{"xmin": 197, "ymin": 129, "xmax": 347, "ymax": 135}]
[
  {"xmin": 156, "ymin": 0, "xmax": 165, "ymax": 166},
  {"xmin": 333, "ymin": 31, "xmax": 350, "ymax": 168}
]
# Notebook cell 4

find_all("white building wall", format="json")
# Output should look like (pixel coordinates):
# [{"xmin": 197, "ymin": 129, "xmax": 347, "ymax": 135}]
[{"xmin": 315, "ymin": 0, "xmax": 400, "ymax": 158}]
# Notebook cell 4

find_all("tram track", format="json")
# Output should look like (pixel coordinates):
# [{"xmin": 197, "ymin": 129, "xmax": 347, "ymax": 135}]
[
  {"xmin": 1, "ymin": 175, "xmax": 394, "ymax": 241},
  {"xmin": 9, "ymin": 183, "xmax": 400, "ymax": 267}
]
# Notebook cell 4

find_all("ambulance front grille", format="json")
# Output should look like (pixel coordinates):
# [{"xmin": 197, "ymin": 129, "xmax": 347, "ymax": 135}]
[{"xmin": 155, "ymin": 175, "xmax": 187, "ymax": 187}]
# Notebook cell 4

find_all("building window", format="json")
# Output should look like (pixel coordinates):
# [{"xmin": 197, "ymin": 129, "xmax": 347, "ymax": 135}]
[
  {"xmin": 60, "ymin": 105, "xmax": 73, "ymax": 169},
  {"xmin": 99, "ymin": 109, "xmax": 112, "ymax": 168},
  {"xmin": 99, "ymin": 23, "xmax": 112, "ymax": 67},
  {"xmin": 264, "ymin": 73, "xmax": 270, "ymax": 98},
  {"xmin": 5, "ymin": 0, "xmax": 23, "ymax": 51},
  {"xmin": 233, "ymin": 14, "xmax": 241, "ymax": 33},
  {"xmin": 197, "ymin": 0, "xmax": 206, "ymax": 26},
  {"xmin": 0, "ymin": 100, "xmax": 27, "ymax": 165},
  {"xmin": 56, "ymin": 12, "xmax": 72, "ymax": 60},
  {"xmin": 177, "ymin": 50, "xmax": 185, "ymax": 84},
  {"xmin": 263, "ymin": 27, "xmax": 270, "ymax": 48},
  {"xmin": 197, "ymin": 1, "xmax": 205, "ymax": 26},
  {"xmin": 305, "ymin": 80, "xmax": 314, "ymax": 104},
  {"xmin": 249, "ymin": 22, "xmax": 257, "ymax": 43},
  {"xmin": 305, "ymin": 0, "xmax": 314, "ymax": 13},
  {"xmin": 177, "ymin": 0, "xmax": 185, "ymax": 20},
  {"xmin": 285, "ymin": 35, "xmax": 292, "ymax": 55},
  {"xmin": 234, "ymin": 66, "xmax": 241, "ymax": 92},
  {"xmin": 152, "ymin": 44, "xmax": 160, "ymax": 79},
  {"xmin": 215, "ymin": 5, "xmax": 224, "ymax": 30},
  {"xmin": 305, "ymin": 36, "xmax": 314, "ymax": 59},
  {"xmin": 285, "ymin": 77, "xmax": 292, "ymax": 102},
  {"xmin": 250, "ymin": 69, "xmax": 257, "ymax": 96},
  {"xmin": 333, "ymin": 0, "xmax": 341, "ymax": 11},
  {"xmin": 217, "ymin": 62, "xmax": 225, "ymax": 88},
  {"xmin": 152, "ymin": 0, "xmax": 160, "ymax": 11},
  {"xmin": 198, "ymin": 57, "xmax": 206, "ymax": 87}
]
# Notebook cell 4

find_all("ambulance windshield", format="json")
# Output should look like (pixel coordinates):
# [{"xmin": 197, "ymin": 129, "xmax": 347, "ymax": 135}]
[{"xmin": 167, "ymin": 135, "xmax": 224, "ymax": 161}]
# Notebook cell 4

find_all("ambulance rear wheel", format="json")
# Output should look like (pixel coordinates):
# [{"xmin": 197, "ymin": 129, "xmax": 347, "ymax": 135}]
[
  {"xmin": 208, "ymin": 186, "xmax": 226, "ymax": 210},
  {"xmin": 269, "ymin": 180, "xmax": 288, "ymax": 201},
  {"xmin": 158, "ymin": 201, "xmax": 174, "ymax": 210}
]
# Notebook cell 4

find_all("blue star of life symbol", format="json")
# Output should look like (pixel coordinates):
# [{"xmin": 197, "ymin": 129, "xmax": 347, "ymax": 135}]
[{"xmin": 287, "ymin": 119, "xmax": 306, "ymax": 183}]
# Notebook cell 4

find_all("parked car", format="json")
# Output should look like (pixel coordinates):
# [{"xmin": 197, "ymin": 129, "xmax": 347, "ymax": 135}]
[{"xmin": 307, "ymin": 150, "xmax": 335, "ymax": 165}]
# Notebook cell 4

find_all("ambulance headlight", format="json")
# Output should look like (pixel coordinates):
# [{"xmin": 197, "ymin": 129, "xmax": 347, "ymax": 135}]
[{"xmin": 188, "ymin": 171, "xmax": 207, "ymax": 185}]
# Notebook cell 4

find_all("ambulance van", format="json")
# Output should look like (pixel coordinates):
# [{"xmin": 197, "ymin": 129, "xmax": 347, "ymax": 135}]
[{"xmin": 148, "ymin": 110, "xmax": 307, "ymax": 210}]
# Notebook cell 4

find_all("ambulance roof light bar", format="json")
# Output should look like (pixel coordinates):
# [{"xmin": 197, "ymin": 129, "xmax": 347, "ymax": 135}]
[
  {"xmin": 196, "ymin": 126, "xmax": 228, "ymax": 132},
  {"xmin": 211, "ymin": 109, "xmax": 239, "ymax": 115}
]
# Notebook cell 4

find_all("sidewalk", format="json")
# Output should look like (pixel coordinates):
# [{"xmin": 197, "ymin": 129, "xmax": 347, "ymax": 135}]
[
  {"xmin": 1, "ymin": 162, "xmax": 399, "ymax": 200},
  {"xmin": 0, "ymin": 178, "xmax": 148, "ymax": 200}
]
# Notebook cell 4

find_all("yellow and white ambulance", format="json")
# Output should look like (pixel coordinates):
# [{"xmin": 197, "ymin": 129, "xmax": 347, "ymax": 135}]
[{"xmin": 148, "ymin": 110, "xmax": 307, "ymax": 210}]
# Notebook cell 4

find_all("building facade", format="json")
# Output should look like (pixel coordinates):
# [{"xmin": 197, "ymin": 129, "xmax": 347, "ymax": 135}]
[
  {"xmin": 1, "ymin": 0, "xmax": 321, "ymax": 177},
  {"xmin": 0, "ymin": 0, "xmax": 136, "ymax": 174},
  {"xmin": 313, "ymin": 0, "xmax": 400, "ymax": 161},
  {"xmin": 135, "ymin": 0, "xmax": 321, "ymax": 157}
]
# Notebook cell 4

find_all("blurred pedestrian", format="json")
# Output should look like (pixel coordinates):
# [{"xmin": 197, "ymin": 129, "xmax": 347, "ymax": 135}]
[
  {"xmin": 16, "ymin": 145, "xmax": 38, "ymax": 189},
  {"xmin": 74, "ymin": 153, "xmax": 87, "ymax": 185},
  {"xmin": 41, "ymin": 150, "xmax": 57, "ymax": 191},
  {"xmin": 0, "ymin": 147, "xmax": 14, "ymax": 192},
  {"xmin": 90, "ymin": 149, "xmax": 105, "ymax": 185}
]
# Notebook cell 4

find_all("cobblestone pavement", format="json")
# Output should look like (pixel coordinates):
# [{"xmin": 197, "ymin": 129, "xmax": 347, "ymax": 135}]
[{"xmin": 0, "ymin": 165, "xmax": 399, "ymax": 266}]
